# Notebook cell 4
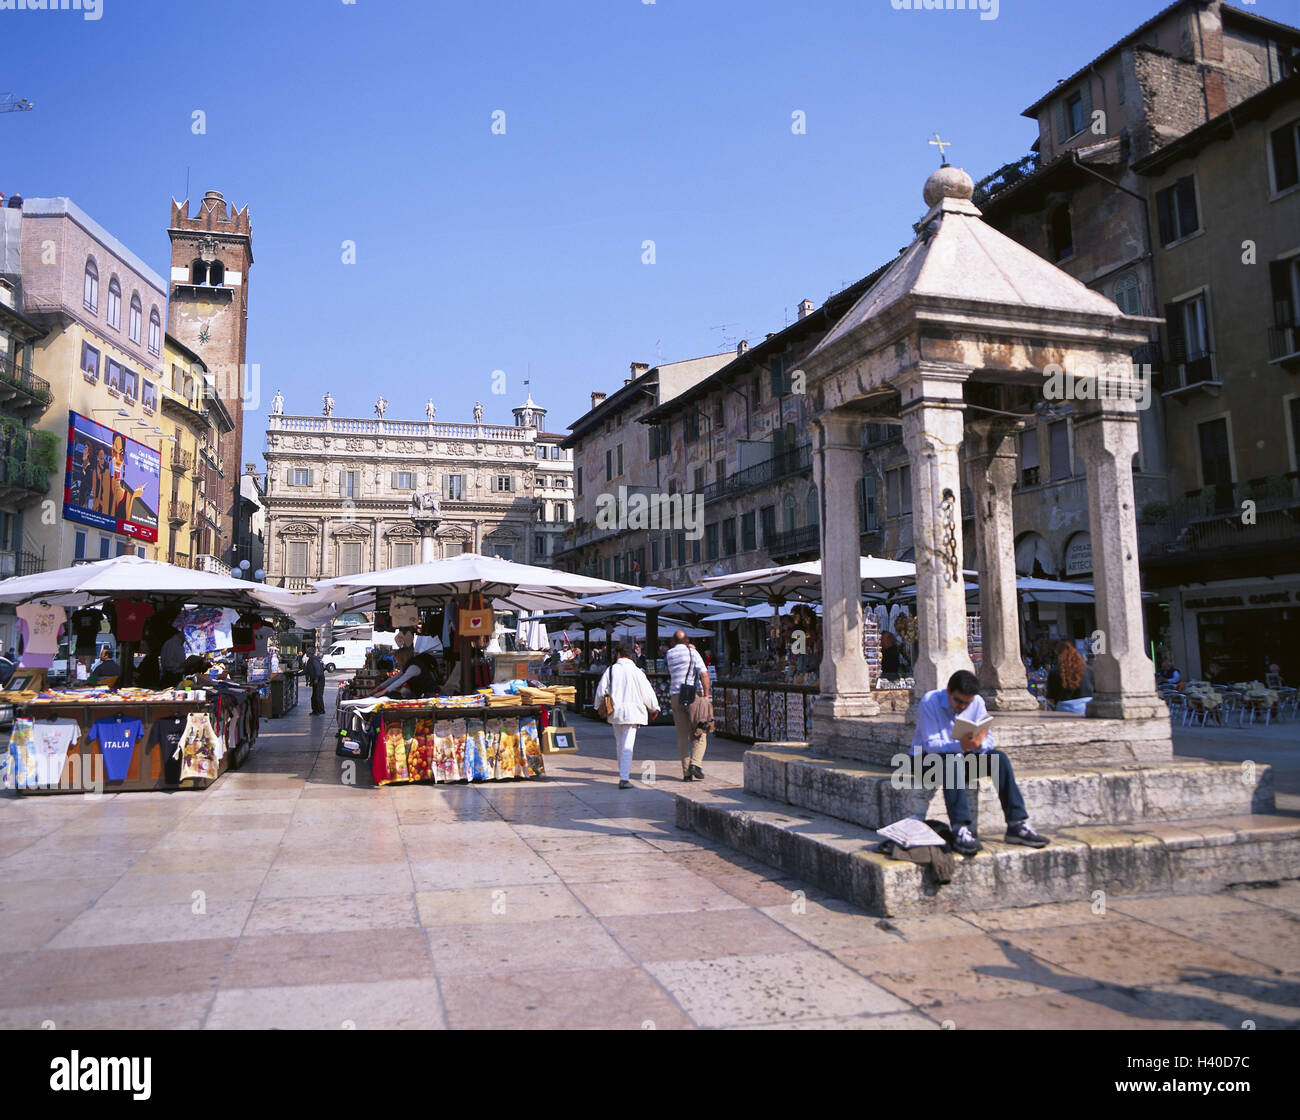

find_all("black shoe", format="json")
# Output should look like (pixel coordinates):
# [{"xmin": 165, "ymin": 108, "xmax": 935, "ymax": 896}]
[
  {"xmin": 618, "ymin": 779, "xmax": 632, "ymax": 789},
  {"xmin": 952, "ymin": 825, "xmax": 982, "ymax": 856},
  {"xmin": 690, "ymin": 765, "xmax": 705, "ymax": 780},
  {"xmin": 682, "ymin": 770, "xmax": 695, "ymax": 782},
  {"xmin": 1005, "ymin": 821, "xmax": 1050, "ymax": 848}
]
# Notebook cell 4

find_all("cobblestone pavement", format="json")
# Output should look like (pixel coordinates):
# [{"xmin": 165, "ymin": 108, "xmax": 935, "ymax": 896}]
[{"xmin": 1, "ymin": 682, "xmax": 1297, "ymax": 1029}]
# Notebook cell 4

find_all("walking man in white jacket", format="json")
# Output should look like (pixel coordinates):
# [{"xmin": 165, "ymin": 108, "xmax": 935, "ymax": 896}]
[{"xmin": 594, "ymin": 643, "xmax": 661, "ymax": 789}]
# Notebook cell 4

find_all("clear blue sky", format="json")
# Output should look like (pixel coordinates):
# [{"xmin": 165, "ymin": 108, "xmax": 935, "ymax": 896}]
[{"xmin": 6, "ymin": 0, "xmax": 1296, "ymax": 448}]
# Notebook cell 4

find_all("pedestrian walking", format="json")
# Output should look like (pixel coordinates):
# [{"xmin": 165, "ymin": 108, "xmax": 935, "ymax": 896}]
[
  {"xmin": 665, "ymin": 629, "xmax": 710, "ymax": 780},
  {"xmin": 305, "ymin": 648, "xmax": 327, "ymax": 715},
  {"xmin": 593, "ymin": 642, "xmax": 660, "ymax": 789}
]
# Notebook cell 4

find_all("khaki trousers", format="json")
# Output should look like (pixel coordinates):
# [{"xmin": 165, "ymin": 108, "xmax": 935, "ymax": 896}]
[{"xmin": 671, "ymin": 694, "xmax": 706, "ymax": 775}]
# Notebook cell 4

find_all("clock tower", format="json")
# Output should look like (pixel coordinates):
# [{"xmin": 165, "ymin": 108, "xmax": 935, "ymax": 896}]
[{"xmin": 166, "ymin": 190, "xmax": 253, "ymax": 559}]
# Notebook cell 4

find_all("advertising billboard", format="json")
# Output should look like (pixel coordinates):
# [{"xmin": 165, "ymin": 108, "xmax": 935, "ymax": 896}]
[{"xmin": 63, "ymin": 411, "xmax": 161, "ymax": 543}]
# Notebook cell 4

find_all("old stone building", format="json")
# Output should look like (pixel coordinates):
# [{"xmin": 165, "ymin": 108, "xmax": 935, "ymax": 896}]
[
  {"xmin": 970, "ymin": 0, "xmax": 1300, "ymax": 665},
  {"xmin": 263, "ymin": 394, "xmax": 572, "ymax": 587},
  {"xmin": 166, "ymin": 190, "xmax": 253, "ymax": 554},
  {"xmin": 556, "ymin": 354, "xmax": 731, "ymax": 582}
]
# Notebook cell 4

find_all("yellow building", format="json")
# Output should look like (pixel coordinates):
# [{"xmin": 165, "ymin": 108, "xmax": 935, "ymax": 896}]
[{"xmin": 13, "ymin": 198, "xmax": 170, "ymax": 568}]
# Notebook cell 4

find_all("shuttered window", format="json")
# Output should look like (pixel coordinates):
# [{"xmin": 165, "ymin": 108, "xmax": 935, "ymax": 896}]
[
  {"xmin": 288, "ymin": 541, "xmax": 308, "ymax": 577},
  {"xmin": 1155, "ymin": 177, "xmax": 1199, "ymax": 246},
  {"xmin": 289, "ymin": 468, "xmax": 313, "ymax": 487},
  {"xmin": 339, "ymin": 542, "xmax": 363, "ymax": 576},
  {"xmin": 392, "ymin": 471, "xmax": 414, "ymax": 490},
  {"xmin": 392, "ymin": 542, "xmax": 414, "ymax": 567}
]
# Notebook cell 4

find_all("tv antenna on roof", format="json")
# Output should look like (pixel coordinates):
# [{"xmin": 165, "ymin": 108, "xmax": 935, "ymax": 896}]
[
  {"xmin": 710, "ymin": 323, "xmax": 738, "ymax": 351},
  {"xmin": 0, "ymin": 93, "xmax": 34, "ymax": 115}
]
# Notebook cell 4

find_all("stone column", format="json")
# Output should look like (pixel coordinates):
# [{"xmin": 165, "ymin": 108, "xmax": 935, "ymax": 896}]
[
  {"xmin": 420, "ymin": 530, "xmax": 436, "ymax": 564},
  {"xmin": 964, "ymin": 417, "xmax": 1038, "ymax": 710},
  {"xmin": 1073, "ymin": 398, "xmax": 1163, "ymax": 719},
  {"xmin": 898, "ymin": 366, "xmax": 974, "ymax": 699},
  {"xmin": 812, "ymin": 410, "xmax": 877, "ymax": 719}
]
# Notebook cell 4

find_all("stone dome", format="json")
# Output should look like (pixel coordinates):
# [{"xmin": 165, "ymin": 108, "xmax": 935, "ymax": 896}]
[{"xmin": 923, "ymin": 164, "xmax": 975, "ymax": 207}]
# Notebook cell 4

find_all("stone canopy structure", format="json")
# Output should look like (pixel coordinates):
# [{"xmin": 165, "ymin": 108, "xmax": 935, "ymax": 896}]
[
  {"xmin": 676, "ymin": 168, "xmax": 1300, "ymax": 916},
  {"xmin": 803, "ymin": 165, "xmax": 1163, "ymax": 737}
]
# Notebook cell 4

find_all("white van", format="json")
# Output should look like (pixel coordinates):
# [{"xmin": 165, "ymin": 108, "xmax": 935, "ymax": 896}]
[{"xmin": 321, "ymin": 640, "xmax": 375, "ymax": 672}]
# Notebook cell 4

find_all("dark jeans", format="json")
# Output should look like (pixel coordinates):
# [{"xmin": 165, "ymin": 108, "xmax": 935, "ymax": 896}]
[
  {"xmin": 310, "ymin": 678, "xmax": 325, "ymax": 713},
  {"xmin": 927, "ymin": 749, "xmax": 1028, "ymax": 830}
]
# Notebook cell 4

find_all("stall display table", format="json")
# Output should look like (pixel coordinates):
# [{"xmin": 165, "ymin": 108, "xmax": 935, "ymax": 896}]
[
  {"xmin": 714, "ymin": 680, "xmax": 819, "ymax": 742},
  {"xmin": 578, "ymin": 667, "xmax": 674, "ymax": 725},
  {"xmin": 8, "ymin": 686, "xmax": 260, "ymax": 794},
  {"xmin": 342, "ymin": 699, "xmax": 551, "ymax": 785},
  {"xmin": 269, "ymin": 671, "xmax": 298, "ymax": 717}
]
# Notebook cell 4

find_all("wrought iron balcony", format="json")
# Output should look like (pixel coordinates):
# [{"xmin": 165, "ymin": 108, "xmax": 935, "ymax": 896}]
[
  {"xmin": 1268, "ymin": 324, "xmax": 1300, "ymax": 367},
  {"xmin": 766, "ymin": 524, "xmax": 820, "ymax": 560},
  {"xmin": 0, "ymin": 450, "xmax": 52, "ymax": 506},
  {"xmin": 701, "ymin": 444, "xmax": 812, "ymax": 504},
  {"xmin": 0, "ymin": 354, "xmax": 52, "ymax": 415},
  {"xmin": 0, "ymin": 549, "xmax": 44, "ymax": 577},
  {"xmin": 168, "ymin": 502, "xmax": 192, "ymax": 525},
  {"xmin": 1140, "ymin": 474, "xmax": 1300, "ymax": 557},
  {"xmin": 171, "ymin": 449, "xmax": 193, "ymax": 473}
]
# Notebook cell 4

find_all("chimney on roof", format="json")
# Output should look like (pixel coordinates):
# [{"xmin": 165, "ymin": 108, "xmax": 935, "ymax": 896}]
[
  {"xmin": 591, "ymin": 391, "xmax": 607, "ymax": 410},
  {"xmin": 630, "ymin": 362, "xmax": 649, "ymax": 378},
  {"xmin": 245, "ymin": 462, "xmax": 256, "ymax": 474},
  {"xmin": 798, "ymin": 298, "xmax": 815, "ymax": 319},
  {"xmin": 737, "ymin": 340, "xmax": 748, "ymax": 355}
]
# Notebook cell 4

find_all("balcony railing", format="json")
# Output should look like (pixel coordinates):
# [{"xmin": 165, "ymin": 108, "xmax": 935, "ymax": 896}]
[
  {"xmin": 0, "ymin": 549, "xmax": 44, "ymax": 577},
  {"xmin": 279, "ymin": 576, "xmax": 313, "ymax": 590},
  {"xmin": 168, "ymin": 502, "xmax": 192, "ymax": 524},
  {"xmin": 171, "ymin": 449, "xmax": 193, "ymax": 473},
  {"xmin": 1140, "ymin": 474, "xmax": 1300, "ymax": 556},
  {"xmin": 270, "ymin": 414, "xmax": 532, "ymax": 441},
  {"xmin": 0, "ymin": 353, "xmax": 52, "ymax": 414},
  {"xmin": 194, "ymin": 554, "xmax": 231, "ymax": 576},
  {"xmin": 1268, "ymin": 324, "xmax": 1300, "ymax": 364},
  {"xmin": 766, "ymin": 524, "xmax": 820, "ymax": 560},
  {"xmin": 0, "ymin": 449, "xmax": 52, "ymax": 504},
  {"xmin": 701, "ymin": 444, "xmax": 812, "ymax": 504},
  {"xmin": 1162, "ymin": 344, "xmax": 1217, "ymax": 392}
]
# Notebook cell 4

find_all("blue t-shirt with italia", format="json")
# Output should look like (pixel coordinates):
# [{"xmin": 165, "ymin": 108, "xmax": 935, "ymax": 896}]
[{"xmin": 91, "ymin": 717, "xmax": 145, "ymax": 782}]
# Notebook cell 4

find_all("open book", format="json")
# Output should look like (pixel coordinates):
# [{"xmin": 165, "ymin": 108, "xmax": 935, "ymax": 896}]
[{"xmin": 952, "ymin": 713, "xmax": 994, "ymax": 743}]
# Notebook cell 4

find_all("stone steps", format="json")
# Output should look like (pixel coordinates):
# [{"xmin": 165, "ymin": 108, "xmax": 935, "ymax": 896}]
[
  {"xmin": 744, "ymin": 748, "xmax": 1274, "ymax": 832},
  {"xmin": 674, "ymin": 783, "xmax": 1300, "ymax": 917}
]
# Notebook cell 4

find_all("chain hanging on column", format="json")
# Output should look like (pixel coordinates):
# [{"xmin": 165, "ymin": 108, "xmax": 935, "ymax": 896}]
[{"xmin": 940, "ymin": 488, "xmax": 959, "ymax": 586}]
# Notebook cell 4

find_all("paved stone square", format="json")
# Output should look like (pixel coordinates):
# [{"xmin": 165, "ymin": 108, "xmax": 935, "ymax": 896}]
[{"xmin": 1, "ymin": 684, "xmax": 1298, "ymax": 1030}]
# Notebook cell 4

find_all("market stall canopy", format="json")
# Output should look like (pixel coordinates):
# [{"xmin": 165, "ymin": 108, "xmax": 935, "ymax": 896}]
[
  {"xmin": 572, "ymin": 623, "xmax": 712, "ymax": 642},
  {"xmin": 574, "ymin": 586, "xmax": 736, "ymax": 620},
  {"xmin": 0, "ymin": 556, "xmax": 319, "ymax": 620},
  {"xmin": 653, "ymin": 556, "xmax": 918, "ymax": 606},
  {"xmin": 703, "ymin": 602, "xmax": 825, "ymax": 623},
  {"xmin": 313, "ymin": 553, "xmax": 634, "ymax": 612}
]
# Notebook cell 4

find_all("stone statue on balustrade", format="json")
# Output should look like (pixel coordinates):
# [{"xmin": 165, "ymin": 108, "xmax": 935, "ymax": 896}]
[
  {"xmin": 473, "ymin": 401, "xmax": 484, "ymax": 424},
  {"xmin": 271, "ymin": 389, "xmax": 284, "ymax": 415},
  {"xmin": 375, "ymin": 396, "xmax": 388, "ymax": 419},
  {"xmin": 426, "ymin": 399, "xmax": 437, "ymax": 421},
  {"xmin": 322, "ymin": 391, "xmax": 334, "ymax": 417}
]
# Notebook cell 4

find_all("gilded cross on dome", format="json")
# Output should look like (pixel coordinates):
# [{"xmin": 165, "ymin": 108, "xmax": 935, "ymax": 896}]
[{"xmin": 929, "ymin": 132, "xmax": 952, "ymax": 166}]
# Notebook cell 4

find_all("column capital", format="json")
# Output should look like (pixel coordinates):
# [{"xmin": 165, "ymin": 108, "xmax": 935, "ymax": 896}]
[
  {"xmin": 812, "ymin": 410, "xmax": 861, "ymax": 449},
  {"xmin": 1071, "ymin": 395, "xmax": 1140, "ymax": 428},
  {"xmin": 895, "ymin": 363, "xmax": 971, "ymax": 414}
]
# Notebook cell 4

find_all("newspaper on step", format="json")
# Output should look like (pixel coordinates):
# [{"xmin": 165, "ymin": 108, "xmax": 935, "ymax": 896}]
[{"xmin": 878, "ymin": 817, "xmax": 947, "ymax": 849}]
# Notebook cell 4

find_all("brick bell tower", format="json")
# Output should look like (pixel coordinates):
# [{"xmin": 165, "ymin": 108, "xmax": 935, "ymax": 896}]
[{"xmin": 166, "ymin": 190, "xmax": 253, "ymax": 560}]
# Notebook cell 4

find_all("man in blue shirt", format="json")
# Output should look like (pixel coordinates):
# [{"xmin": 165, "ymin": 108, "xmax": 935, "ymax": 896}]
[{"xmin": 911, "ymin": 669, "xmax": 1049, "ymax": 856}]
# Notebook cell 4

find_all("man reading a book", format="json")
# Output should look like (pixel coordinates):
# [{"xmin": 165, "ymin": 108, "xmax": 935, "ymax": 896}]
[{"xmin": 911, "ymin": 669, "xmax": 1050, "ymax": 856}]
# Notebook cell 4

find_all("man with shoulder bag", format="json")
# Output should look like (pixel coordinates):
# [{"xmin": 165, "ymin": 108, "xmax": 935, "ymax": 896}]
[
  {"xmin": 665, "ymin": 630, "xmax": 710, "ymax": 781},
  {"xmin": 594, "ymin": 643, "xmax": 660, "ymax": 789}
]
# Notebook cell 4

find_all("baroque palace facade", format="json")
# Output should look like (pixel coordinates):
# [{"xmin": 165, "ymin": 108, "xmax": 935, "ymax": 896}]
[{"xmin": 263, "ymin": 393, "xmax": 571, "ymax": 588}]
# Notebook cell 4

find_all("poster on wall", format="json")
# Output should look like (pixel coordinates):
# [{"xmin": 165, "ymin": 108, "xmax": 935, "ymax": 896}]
[{"xmin": 63, "ymin": 411, "xmax": 160, "ymax": 542}]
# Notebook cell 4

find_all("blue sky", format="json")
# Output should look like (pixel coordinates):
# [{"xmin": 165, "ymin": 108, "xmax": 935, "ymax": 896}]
[{"xmin": 5, "ymin": 0, "xmax": 1296, "ymax": 446}]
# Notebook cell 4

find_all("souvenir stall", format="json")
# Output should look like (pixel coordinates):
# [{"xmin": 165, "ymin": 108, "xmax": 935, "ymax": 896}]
[
  {"xmin": 0, "ymin": 557, "xmax": 315, "ymax": 794},
  {"xmin": 316, "ymin": 554, "xmax": 628, "ymax": 785}
]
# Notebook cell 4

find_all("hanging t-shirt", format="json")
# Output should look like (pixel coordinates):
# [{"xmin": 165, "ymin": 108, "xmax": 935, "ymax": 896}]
[
  {"xmin": 90, "ymin": 717, "xmax": 145, "ymax": 782},
  {"xmin": 178, "ymin": 607, "xmax": 234, "ymax": 656},
  {"xmin": 389, "ymin": 593, "xmax": 419, "ymax": 629},
  {"xmin": 178, "ymin": 712, "xmax": 222, "ymax": 781},
  {"xmin": 148, "ymin": 714, "xmax": 188, "ymax": 784},
  {"xmin": 16, "ymin": 602, "xmax": 63, "ymax": 668},
  {"xmin": 231, "ymin": 614, "xmax": 261, "ymax": 653},
  {"xmin": 110, "ymin": 599, "xmax": 155, "ymax": 642},
  {"xmin": 69, "ymin": 607, "xmax": 105, "ymax": 656},
  {"xmin": 30, "ymin": 719, "xmax": 83, "ymax": 787},
  {"xmin": 373, "ymin": 610, "xmax": 392, "ymax": 632}
]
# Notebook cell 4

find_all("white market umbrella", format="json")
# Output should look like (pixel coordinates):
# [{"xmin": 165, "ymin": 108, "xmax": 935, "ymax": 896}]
[
  {"xmin": 659, "ymin": 556, "xmax": 918, "ymax": 607},
  {"xmin": 703, "ymin": 602, "xmax": 824, "ymax": 623},
  {"xmin": 314, "ymin": 553, "xmax": 632, "ymax": 612},
  {"xmin": 0, "ymin": 555, "xmax": 313, "ymax": 620}
]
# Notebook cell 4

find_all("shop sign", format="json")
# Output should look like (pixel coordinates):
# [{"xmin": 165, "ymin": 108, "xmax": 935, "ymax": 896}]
[{"xmin": 1064, "ymin": 534, "xmax": 1092, "ymax": 576}]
